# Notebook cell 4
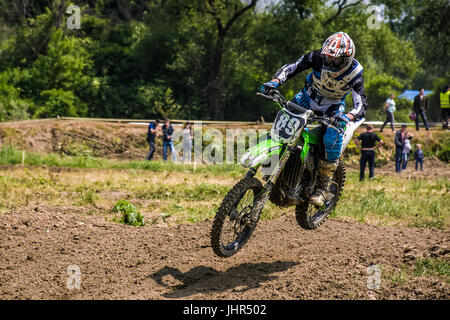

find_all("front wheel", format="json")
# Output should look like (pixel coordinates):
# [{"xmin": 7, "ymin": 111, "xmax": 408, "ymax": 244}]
[
  {"xmin": 295, "ymin": 159, "xmax": 346, "ymax": 230},
  {"xmin": 211, "ymin": 177, "xmax": 263, "ymax": 258}
]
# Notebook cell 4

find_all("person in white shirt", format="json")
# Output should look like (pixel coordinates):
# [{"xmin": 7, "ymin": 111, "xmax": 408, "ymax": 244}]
[
  {"xmin": 380, "ymin": 93, "xmax": 396, "ymax": 132},
  {"xmin": 402, "ymin": 133, "xmax": 413, "ymax": 170}
]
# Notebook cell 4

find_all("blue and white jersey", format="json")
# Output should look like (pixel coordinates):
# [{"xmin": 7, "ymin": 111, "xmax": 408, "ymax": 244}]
[{"xmin": 273, "ymin": 50, "xmax": 367, "ymax": 120}]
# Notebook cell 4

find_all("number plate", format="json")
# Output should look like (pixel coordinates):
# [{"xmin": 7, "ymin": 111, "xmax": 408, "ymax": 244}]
[{"xmin": 271, "ymin": 108, "xmax": 307, "ymax": 143}]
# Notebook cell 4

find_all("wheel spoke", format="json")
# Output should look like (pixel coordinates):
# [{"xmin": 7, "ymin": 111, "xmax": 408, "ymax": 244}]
[{"xmin": 220, "ymin": 189, "xmax": 255, "ymax": 249}]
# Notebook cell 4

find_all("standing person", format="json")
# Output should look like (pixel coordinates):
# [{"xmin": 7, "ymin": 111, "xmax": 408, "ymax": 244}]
[
  {"xmin": 145, "ymin": 119, "xmax": 160, "ymax": 161},
  {"xmin": 380, "ymin": 93, "xmax": 396, "ymax": 132},
  {"xmin": 355, "ymin": 124, "xmax": 384, "ymax": 181},
  {"xmin": 182, "ymin": 122, "xmax": 193, "ymax": 163},
  {"xmin": 394, "ymin": 125, "xmax": 407, "ymax": 173},
  {"xmin": 440, "ymin": 85, "xmax": 449, "ymax": 129},
  {"xmin": 162, "ymin": 118, "xmax": 176, "ymax": 162},
  {"xmin": 413, "ymin": 88, "xmax": 429, "ymax": 131},
  {"xmin": 402, "ymin": 133, "xmax": 413, "ymax": 170},
  {"xmin": 414, "ymin": 144, "xmax": 424, "ymax": 171}
]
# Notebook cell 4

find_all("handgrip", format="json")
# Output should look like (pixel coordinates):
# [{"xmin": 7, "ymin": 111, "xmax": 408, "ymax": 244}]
[{"xmin": 256, "ymin": 92, "xmax": 273, "ymax": 100}]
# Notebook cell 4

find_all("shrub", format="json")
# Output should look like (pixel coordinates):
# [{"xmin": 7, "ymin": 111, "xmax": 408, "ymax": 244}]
[
  {"xmin": 111, "ymin": 199, "xmax": 145, "ymax": 226},
  {"xmin": 0, "ymin": 71, "xmax": 31, "ymax": 122},
  {"xmin": 437, "ymin": 145, "xmax": 450, "ymax": 162},
  {"xmin": 34, "ymin": 89, "xmax": 83, "ymax": 118}
]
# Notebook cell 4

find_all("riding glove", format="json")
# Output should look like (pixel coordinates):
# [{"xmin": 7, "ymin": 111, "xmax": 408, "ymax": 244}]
[{"xmin": 260, "ymin": 80, "xmax": 279, "ymax": 94}]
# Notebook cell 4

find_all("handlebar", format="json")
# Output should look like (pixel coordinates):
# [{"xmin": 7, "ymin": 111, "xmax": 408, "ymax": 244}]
[
  {"xmin": 311, "ymin": 115, "xmax": 342, "ymax": 132},
  {"xmin": 257, "ymin": 90, "xmax": 343, "ymax": 132}
]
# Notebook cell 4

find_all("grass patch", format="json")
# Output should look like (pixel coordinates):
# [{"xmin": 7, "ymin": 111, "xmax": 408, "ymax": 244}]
[
  {"xmin": 387, "ymin": 266, "xmax": 408, "ymax": 285},
  {"xmin": 414, "ymin": 258, "xmax": 450, "ymax": 278},
  {"xmin": 135, "ymin": 182, "xmax": 229, "ymax": 201},
  {"xmin": 0, "ymin": 145, "xmax": 245, "ymax": 175},
  {"xmin": 334, "ymin": 172, "xmax": 449, "ymax": 229}
]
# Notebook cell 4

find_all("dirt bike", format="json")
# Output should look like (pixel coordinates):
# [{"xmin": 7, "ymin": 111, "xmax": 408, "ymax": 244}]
[{"xmin": 211, "ymin": 89, "xmax": 364, "ymax": 258}]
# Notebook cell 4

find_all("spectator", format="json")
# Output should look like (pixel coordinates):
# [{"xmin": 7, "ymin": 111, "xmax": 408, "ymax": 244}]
[
  {"xmin": 414, "ymin": 144, "xmax": 424, "ymax": 171},
  {"xmin": 145, "ymin": 119, "xmax": 160, "ymax": 161},
  {"xmin": 355, "ymin": 124, "xmax": 384, "ymax": 181},
  {"xmin": 413, "ymin": 88, "xmax": 429, "ymax": 131},
  {"xmin": 182, "ymin": 121, "xmax": 193, "ymax": 163},
  {"xmin": 394, "ymin": 125, "xmax": 407, "ymax": 173},
  {"xmin": 440, "ymin": 84, "xmax": 449, "ymax": 130},
  {"xmin": 402, "ymin": 133, "xmax": 413, "ymax": 170},
  {"xmin": 380, "ymin": 93, "xmax": 396, "ymax": 132},
  {"xmin": 162, "ymin": 118, "xmax": 176, "ymax": 162}
]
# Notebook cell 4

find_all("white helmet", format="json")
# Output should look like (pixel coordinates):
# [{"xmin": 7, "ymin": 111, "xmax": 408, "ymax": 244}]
[{"xmin": 320, "ymin": 32, "xmax": 355, "ymax": 78}]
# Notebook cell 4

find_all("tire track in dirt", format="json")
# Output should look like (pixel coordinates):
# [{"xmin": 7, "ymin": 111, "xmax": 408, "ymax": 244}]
[{"xmin": 0, "ymin": 206, "xmax": 448, "ymax": 300}]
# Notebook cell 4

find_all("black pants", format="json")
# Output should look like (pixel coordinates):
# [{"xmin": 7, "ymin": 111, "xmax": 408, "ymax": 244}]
[
  {"xmin": 395, "ymin": 147, "xmax": 403, "ymax": 173},
  {"xmin": 360, "ymin": 150, "xmax": 375, "ymax": 180},
  {"xmin": 441, "ymin": 108, "xmax": 449, "ymax": 129},
  {"xmin": 145, "ymin": 140, "xmax": 156, "ymax": 160},
  {"xmin": 415, "ymin": 110, "xmax": 429, "ymax": 131},
  {"xmin": 380, "ymin": 111, "xmax": 394, "ymax": 132}
]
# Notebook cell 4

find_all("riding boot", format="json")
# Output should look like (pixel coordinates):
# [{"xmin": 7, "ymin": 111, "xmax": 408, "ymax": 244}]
[{"xmin": 309, "ymin": 159, "xmax": 338, "ymax": 207}]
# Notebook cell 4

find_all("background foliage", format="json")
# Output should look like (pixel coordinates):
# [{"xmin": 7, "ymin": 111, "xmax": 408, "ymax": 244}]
[{"xmin": 0, "ymin": 0, "xmax": 448, "ymax": 122}]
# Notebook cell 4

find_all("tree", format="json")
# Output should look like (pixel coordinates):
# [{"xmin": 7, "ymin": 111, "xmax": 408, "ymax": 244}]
[{"xmin": 203, "ymin": 0, "xmax": 258, "ymax": 120}]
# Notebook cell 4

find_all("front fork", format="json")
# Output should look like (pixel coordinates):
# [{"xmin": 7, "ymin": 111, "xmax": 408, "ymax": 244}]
[{"xmin": 245, "ymin": 127, "xmax": 306, "ymax": 209}]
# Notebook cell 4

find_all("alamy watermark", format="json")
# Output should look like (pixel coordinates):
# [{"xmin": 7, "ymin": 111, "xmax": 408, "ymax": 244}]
[
  {"xmin": 165, "ymin": 122, "xmax": 279, "ymax": 175},
  {"xmin": 66, "ymin": 264, "xmax": 81, "ymax": 290},
  {"xmin": 366, "ymin": 5, "xmax": 382, "ymax": 30},
  {"xmin": 366, "ymin": 264, "xmax": 381, "ymax": 290},
  {"xmin": 66, "ymin": 5, "xmax": 81, "ymax": 30}
]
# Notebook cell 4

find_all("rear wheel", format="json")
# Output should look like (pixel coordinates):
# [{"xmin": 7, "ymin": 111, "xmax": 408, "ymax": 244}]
[
  {"xmin": 295, "ymin": 159, "xmax": 346, "ymax": 229},
  {"xmin": 211, "ymin": 177, "xmax": 263, "ymax": 258}
]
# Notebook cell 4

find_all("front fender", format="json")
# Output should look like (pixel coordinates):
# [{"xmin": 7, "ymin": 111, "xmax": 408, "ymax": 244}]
[{"xmin": 240, "ymin": 138, "xmax": 283, "ymax": 168}]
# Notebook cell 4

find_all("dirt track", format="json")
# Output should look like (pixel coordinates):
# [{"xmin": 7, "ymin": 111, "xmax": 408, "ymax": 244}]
[{"xmin": 0, "ymin": 206, "xmax": 448, "ymax": 300}]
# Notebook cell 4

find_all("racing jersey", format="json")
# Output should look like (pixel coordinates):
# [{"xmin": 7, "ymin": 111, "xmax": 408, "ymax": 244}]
[{"xmin": 273, "ymin": 50, "xmax": 368, "ymax": 120}]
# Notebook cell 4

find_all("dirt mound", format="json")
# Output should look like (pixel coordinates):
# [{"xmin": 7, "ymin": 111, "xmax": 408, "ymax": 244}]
[
  {"xmin": 0, "ymin": 206, "xmax": 448, "ymax": 300},
  {"xmin": 0, "ymin": 120, "xmax": 148, "ymax": 159}
]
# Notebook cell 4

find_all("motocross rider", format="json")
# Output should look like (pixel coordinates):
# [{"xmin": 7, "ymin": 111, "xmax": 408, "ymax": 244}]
[{"xmin": 261, "ymin": 32, "xmax": 368, "ymax": 207}]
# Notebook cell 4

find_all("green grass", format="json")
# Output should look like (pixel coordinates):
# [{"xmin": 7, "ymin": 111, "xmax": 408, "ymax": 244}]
[
  {"xmin": 386, "ymin": 259, "xmax": 449, "ymax": 288},
  {"xmin": 414, "ymin": 258, "xmax": 450, "ymax": 278},
  {"xmin": 333, "ymin": 172, "xmax": 449, "ymax": 229},
  {"xmin": 388, "ymin": 271, "xmax": 408, "ymax": 285},
  {"xmin": 0, "ymin": 145, "xmax": 448, "ymax": 229},
  {"xmin": 0, "ymin": 145, "xmax": 246, "ymax": 175}
]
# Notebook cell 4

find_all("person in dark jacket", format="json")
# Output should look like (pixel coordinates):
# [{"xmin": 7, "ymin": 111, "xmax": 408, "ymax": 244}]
[
  {"xmin": 355, "ymin": 124, "xmax": 383, "ymax": 181},
  {"xmin": 145, "ymin": 119, "xmax": 160, "ymax": 160},
  {"xmin": 414, "ymin": 144, "xmax": 424, "ymax": 171},
  {"xmin": 394, "ymin": 125, "xmax": 407, "ymax": 173},
  {"xmin": 162, "ymin": 118, "xmax": 176, "ymax": 162},
  {"xmin": 413, "ymin": 88, "xmax": 429, "ymax": 131}
]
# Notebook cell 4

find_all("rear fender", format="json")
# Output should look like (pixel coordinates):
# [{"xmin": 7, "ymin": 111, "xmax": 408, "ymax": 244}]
[{"xmin": 341, "ymin": 118, "xmax": 365, "ymax": 153}]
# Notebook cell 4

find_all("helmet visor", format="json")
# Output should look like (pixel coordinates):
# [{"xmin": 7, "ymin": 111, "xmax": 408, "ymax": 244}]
[{"xmin": 324, "ymin": 55, "xmax": 344, "ymax": 68}]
